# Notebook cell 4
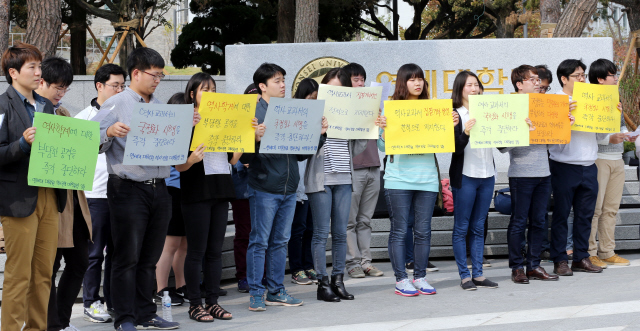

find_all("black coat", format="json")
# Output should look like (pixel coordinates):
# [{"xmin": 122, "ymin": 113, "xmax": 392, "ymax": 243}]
[
  {"xmin": 0, "ymin": 86, "xmax": 67, "ymax": 217},
  {"xmin": 449, "ymin": 110, "xmax": 470, "ymax": 189}
]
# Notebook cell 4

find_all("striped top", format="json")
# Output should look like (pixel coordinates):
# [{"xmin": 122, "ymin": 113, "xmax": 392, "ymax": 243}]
[{"xmin": 323, "ymin": 138, "xmax": 351, "ymax": 174}]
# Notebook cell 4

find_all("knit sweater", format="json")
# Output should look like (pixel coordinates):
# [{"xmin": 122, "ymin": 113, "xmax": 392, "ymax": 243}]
[
  {"xmin": 498, "ymin": 144, "xmax": 550, "ymax": 177},
  {"xmin": 596, "ymin": 110, "xmax": 626, "ymax": 159}
]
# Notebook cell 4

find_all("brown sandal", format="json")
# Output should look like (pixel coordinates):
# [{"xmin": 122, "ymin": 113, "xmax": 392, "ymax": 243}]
[
  {"xmin": 205, "ymin": 303, "xmax": 232, "ymax": 320},
  {"xmin": 188, "ymin": 305, "xmax": 214, "ymax": 323}
]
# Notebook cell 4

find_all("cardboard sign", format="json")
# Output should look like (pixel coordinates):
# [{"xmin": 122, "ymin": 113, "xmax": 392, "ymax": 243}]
[
  {"xmin": 529, "ymin": 94, "xmax": 571, "ymax": 144},
  {"xmin": 317, "ymin": 85, "xmax": 382, "ymax": 139},
  {"xmin": 190, "ymin": 92, "xmax": 256, "ymax": 152},
  {"xmin": 123, "ymin": 103, "xmax": 193, "ymax": 165},
  {"xmin": 259, "ymin": 97, "xmax": 325, "ymax": 154},
  {"xmin": 384, "ymin": 99, "xmax": 455, "ymax": 154},
  {"xmin": 28, "ymin": 113, "xmax": 99, "ymax": 190},
  {"xmin": 468, "ymin": 94, "xmax": 530, "ymax": 148},
  {"xmin": 571, "ymin": 82, "xmax": 621, "ymax": 133}
]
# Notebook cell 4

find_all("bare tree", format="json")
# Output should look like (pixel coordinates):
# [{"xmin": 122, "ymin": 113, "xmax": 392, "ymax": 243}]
[
  {"xmin": 295, "ymin": 0, "xmax": 319, "ymax": 42},
  {"xmin": 0, "ymin": 0, "xmax": 9, "ymax": 65},
  {"xmin": 278, "ymin": 0, "xmax": 295, "ymax": 43},
  {"xmin": 25, "ymin": 0, "xmax": 62, "ymax": 57},
  {"xmin": 609, "ymin": 0, "xmax": 640, "ymax": 31},
  {"xmin": 553, "ymin": 0, "xmax": 598, "ymax": 38}
]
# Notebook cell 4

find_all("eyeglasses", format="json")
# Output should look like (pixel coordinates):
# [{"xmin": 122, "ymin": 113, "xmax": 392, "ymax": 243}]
[
  {"xmin": 104, "ymin": 83, "xmax": 127, "ymax": 91},
  {"xmin": 526, "ymin": 78, "xmax": 541, "ymax": 84},
  {"xmin": 607, "ymin": 74, "xmax": 619, "ymax": 79},
  {"xmin": 142, "ymin": 71, "xmax": 166, "ymax": 82},
  {"xmin": 54, "ymin": 86, "xmax": 70, "ymax": 95},
  {"xmin": 569, "ymin": 73, "xmax": 586, "ymax": 79},
  {"xmin": 539, "ymin": 86, "xmax": 552, "ymax": 93}
]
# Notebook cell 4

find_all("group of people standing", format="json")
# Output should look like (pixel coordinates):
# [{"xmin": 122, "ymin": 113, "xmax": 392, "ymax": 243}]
[{"xmin": 0, "ymin": 41, "xmax": 633, "ymax": 331}]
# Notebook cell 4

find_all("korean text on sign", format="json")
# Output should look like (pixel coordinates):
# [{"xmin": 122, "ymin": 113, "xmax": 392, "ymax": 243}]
[
  {"xmin": 259, "ymin": 97, "xmax": 325, "ymax": 154},
  {"xmin": 384, "ymin": 99, "xmax": 455, "ymax": 154},
  {"xmin": 123, "ymin": 103, "xmax": 194, "ymax": 165},
  {"xmin": 317, "ymin": 85, "xmax": 382, "ymax": 139},
  {"xmin": 571, "ymin": 82, "xmax": 620, "ymax": 133},
  {"xmin": 28, "ymin": 112, "xmax": 100, "ymax": 191},
  {"xmin": 528, "ymin": 93, "xmax": 571, "ymax": 144},
  {"xmin": 468, "ymin": 94, "xmax": 530, "ymax": 148},
  {"xmin": 190, "ymin": 92, "xmax": 256, "ymax": 153}
]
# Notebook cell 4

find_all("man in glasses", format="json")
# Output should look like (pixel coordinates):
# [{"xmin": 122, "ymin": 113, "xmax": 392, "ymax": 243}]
[
  {"xmin": 535, "ymin": 65, "xmax": 553, "ymax": 94},
  {"xmin": 75, "ymin": 63, "xmax": 128, "ymax": 324},
  {"xmin": 500, "ymin": 65, "xmax": 560, "ymax": 285},
  {"xmin": 549, "ymin": 59, "xmax": 603, "ymax": 276},
  {"xmin": 588, "ymin": 58, "xmax": 635, "ymax": 268}
]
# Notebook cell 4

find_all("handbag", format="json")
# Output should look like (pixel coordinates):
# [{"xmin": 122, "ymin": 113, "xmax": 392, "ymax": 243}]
[{"xmin": 493, "ymin": 187, "xmax": 512, "ymax": 215}]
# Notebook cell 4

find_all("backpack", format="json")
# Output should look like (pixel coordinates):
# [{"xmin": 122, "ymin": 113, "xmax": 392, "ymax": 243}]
[{"xmin": 441, "ymin": 178, "xmax": 454, "ymax": 216}]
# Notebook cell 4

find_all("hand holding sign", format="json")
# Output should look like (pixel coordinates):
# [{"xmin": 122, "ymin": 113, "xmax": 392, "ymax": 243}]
[
  {"xmin": 528, "ymin": 93, "xmax": 571, "ymax": 144},
  {"xmin": 259, "ymin": 97, "xmax": 325, "ymax": 154},
  {"xmin": 318, "ymin": 85, "xmax": 382, "ymax": 139},
  {"xmin": 571, "ymin": 82, "xmax": 620, "ymax": 133},
  {"xmin": 468, "ymin": 94, "xmax": 530, "ymax": 148}
]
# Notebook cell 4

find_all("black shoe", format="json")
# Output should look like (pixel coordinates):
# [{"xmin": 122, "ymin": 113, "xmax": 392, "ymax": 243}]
[
  {"xmin": 154, "ymin": 287, "xmax": 183, "ymax": 306},
  {"xmin": 218, "ymin": 288, "xmax": 228, "ymax": 296},
  {"xmin": 175, "ymin": 285, "xmax": 189, "ymax": 303},
  {"xmin": 330, "ymin": 274, "xmax": 354, "ymax": 300},
  {"xmin": 482, "ymin": 257, "xmax": 491, "ymax": 267},
  {"xmin": 427, "ymin": 262, "xmax": 439, "ymax": 272},
  {"xmin": 540, "ymin": 250, "xmax": 552, "ymax": 262},
  {"xmin": 460, "ymin": 280, "xmax": 477, "ymax": 291},
  {"xmin": 406, "ymin": 262, "xmax": 415, "ymax": 273},
  {"xmin": 472, "ymin": 278, "xmax": 498, "ymax": 288},
  {"xmin": 317, "ymin": 276, "xmax": 340, "ymax": 302}
]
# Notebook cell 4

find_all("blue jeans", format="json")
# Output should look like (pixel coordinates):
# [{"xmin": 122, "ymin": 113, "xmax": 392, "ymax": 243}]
[
  {"xmin": 451, "ymin": 175, "xmax": 495, "ymax": 279},
  {"xmin": 404, "ymin": 204, "xmax": 415, "ymax": 263},
  {"xmin": 309, "ymin": 184, "xmax": 352, "ymax": 278},
  {"xmin": 246, "ymin": 187, "xmax": 297, "ymax": 297},
  {"xmin": 386, "ymin": 189, "xmax": 437, "ymax": 281},
  {"xmin": 507, "ymin": 176, "xmax": 551, "ymax": 270}
]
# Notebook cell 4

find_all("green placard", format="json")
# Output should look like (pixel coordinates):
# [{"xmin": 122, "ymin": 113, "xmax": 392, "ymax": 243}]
[{"xmin": 28, "ymin": 112, "xmax": 100, "ymax": 191}]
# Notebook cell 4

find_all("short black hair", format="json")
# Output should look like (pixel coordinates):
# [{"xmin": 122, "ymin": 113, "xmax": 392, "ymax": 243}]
[
  {"xmin": 557, "ymin": 59, "xmax": 586, "ymax": 87},
  {"xmin": 244, "ymin": 83, "xmax": 258, "ymax": 94},
  {"xmin": 1, "ymin": 42, "xmax": 42, "ymax": 84},
  {"xmin": 184, "ymin": 72, "xmax": 215, "ymax": 105},
  {"xmin": 535, "ymin": 65, "xmax": 553, "ymax": 84},
  {"xmin": 511, "ymin": 65, "xmax": 537, "ymax": 91},
  {"xmin": 168, "ymin": 92, "xmax": 186, "ymax": 105},
  {"xmin": 321, "ymin": 67, "xmax": 351, "ymax": 87},
  {"xmin": 293, "ymin": 78, "xmax": 319, "ymax": 99},
  {"xmin": 588, "ymin": 58, "xmax": 617, "ymax": 84},
  {"xmin": 253, "ymin": 63, "xmax": 286, "ymax": 95},
  {"xmin": 94, "ymin": 64, "xmax": 127, "ymax": 91},
  {"xmin": 126, "ymin": 47, "xmax": 165, "ymax": 77},
  {"xmin": 342, "ymin": 63, "xmax": 367, "ymax": 80},
  {"xmin": 41, "ymin": 56, "xmax": 73, "ymax": 87}
]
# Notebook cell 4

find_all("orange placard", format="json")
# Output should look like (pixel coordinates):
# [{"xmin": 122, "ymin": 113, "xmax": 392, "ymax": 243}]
[{"xmin": 529, "ymin": 94, "xmax": 571, "ymax": 144}]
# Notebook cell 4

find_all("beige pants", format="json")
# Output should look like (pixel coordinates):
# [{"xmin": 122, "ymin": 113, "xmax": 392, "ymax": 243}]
[
  {"xmin": 1, "ymin": 188, "xmax": 59, "ymax": 331},
  {"xmin": 589, "ymin": 158, "xmax": 624, "ymax": 259}
]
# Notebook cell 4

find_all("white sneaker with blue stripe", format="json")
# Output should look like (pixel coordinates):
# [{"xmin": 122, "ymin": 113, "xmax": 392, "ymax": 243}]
[
  {"xmin": 395, "ymin": 278, "xmax": 419, "ymax": 297},
  {"xmin": 413, "ymin": 277, "xmax": 437, "ymax": 295}
]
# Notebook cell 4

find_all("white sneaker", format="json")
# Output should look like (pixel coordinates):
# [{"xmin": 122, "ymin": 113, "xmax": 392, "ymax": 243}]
[
  {"xmin": 83, "ymin": 301, "xmax": 112, "ymax": 323},
  {"xmin": 63, "ymin": 325, "xmax": 81, "ymax": 331}
]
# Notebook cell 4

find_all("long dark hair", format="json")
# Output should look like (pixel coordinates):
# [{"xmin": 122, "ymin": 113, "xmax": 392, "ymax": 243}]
[
  {"xmin": 451, "ymin": 71, "xmax": 482, "ymax": 109},
  {"xmin": 293, "ymin": 78, "xmax": 319, "ymax": 99},
  {"xmin": 391, "ymin": 63, "xmax": 429, "ymax": 100},
  {"xmin": 184, "ymin": 72, "xmax": 216, "ymax": 106},
  {"xmin": 321, "ymin": 67, "xmax": 351, "ymax": 87},
  {"xmin": 168, "ymin": 92, "xmax": 186, "ymax": 105}
]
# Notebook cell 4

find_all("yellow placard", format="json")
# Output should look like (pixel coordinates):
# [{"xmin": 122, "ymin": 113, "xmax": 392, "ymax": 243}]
[
  {"xmin": 571, "ymin": 82, "xmax": 620, "ymax": 133},
  {"xmin": 468, "ymin": 94, "xmax": 530, "ymax": 148},
  {"xmin": 190, "ymin": 92, "xmax": 256, "ymax": 153},
  {"xmin": 384, "ymin": 99, "xmax": 455, "ymax": 154}
]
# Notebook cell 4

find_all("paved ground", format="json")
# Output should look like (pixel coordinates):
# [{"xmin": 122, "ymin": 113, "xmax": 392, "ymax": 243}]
[{"xmin": 59, "ymin": 253, "xmax": 640, "ymax": 330}]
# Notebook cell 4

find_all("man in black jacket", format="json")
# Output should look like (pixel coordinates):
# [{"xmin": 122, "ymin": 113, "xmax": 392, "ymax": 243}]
[
  {"xmin": 0, "ymin": 42, "xmax": 67, "ymax": 331},
  {"xmin": 241, "ymin": 63, "xmax": 327, "ymax": 312}
]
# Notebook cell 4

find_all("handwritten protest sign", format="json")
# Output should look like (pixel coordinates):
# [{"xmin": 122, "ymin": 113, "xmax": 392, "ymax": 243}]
[
  {"xmin": 28, "ymin": 113, "xmax": 99, "ymax": 190},
  {"xmin": 371, "ymin": 82, "xmax": 392, "ymax": 112},
  {"xmin": 259, "ymin": 97, "xmax": 324, "ymax": 154},
  {"xmin": 190, "ymin": 92, "xmax": 256, "ymax": 153},
  {"xmin": 571, "ymin": 82, "xmax": 620, "ymax": 133},
  {"xmin": 528, "ymin": 94, "xmax": 571, "ymax": 144},
  {"xmin": 123, "ymin": 103, "xmax": 193, "ymax": 165},
  {"xmin": 318, "ymin": 85, "xmax": 382, "ymax": 139},
  {"xmin": 384, "ymin": 99, "xmax": 455, "ymax": 154},
  {"xmin": 468, "ymin": 94, "xmax": 530, "ymax": 148}
]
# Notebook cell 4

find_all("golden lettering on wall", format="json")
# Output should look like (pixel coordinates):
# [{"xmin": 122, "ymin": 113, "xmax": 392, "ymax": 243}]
[{"xmin": 378, "ymin": 67, "xmax": 511, "ymax": 97}]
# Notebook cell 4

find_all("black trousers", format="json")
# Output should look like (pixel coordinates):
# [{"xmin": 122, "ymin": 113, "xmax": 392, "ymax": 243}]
[
  {"xmin": 182, "ymin": 198, "xmax": 228, "ymax": 306},
  {"xmin": 288, "ymin": 201, "xmax": 314, "ymax": 273},
  {"xmin": 47, "ymin": 193, "xmax": 90, "ymax": 331},
  {"xmin": 107, "ymin": 177, "xmax": 172, "ymax": 327}
]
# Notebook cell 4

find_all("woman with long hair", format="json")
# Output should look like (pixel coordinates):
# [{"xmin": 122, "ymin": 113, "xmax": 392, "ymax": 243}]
[{"xmin": 378, "ymin": 64, "xmax": 458, "ymax": 296}]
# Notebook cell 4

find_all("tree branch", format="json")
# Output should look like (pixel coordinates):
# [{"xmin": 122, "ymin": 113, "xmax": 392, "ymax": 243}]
[
  {"xmin": 358, "ymin": 17, "xmax": 380, "ymax": 30},
  {"xmin": 366, "ymin": 4, "xmax": 395, "ymax": 39},
  {"xmin": 72, "ymin": 0, "xmax": 118, "ymax": 21},
  {"xmin": 357, "ymin": 27, "xmax": 386, "ymax": 38},
  {"xmin": 468, "ymin": 26, "xmax": 497, "ymax": 39}
]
